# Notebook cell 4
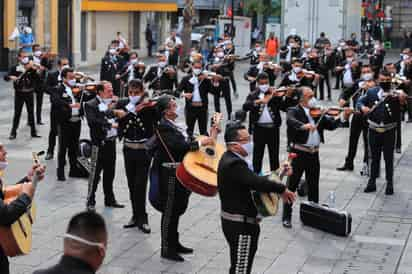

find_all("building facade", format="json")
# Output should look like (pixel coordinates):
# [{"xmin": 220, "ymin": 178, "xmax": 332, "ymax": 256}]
[{"xmin": 74, "ymin": 0, "xmax": 177, "ymax": 66}]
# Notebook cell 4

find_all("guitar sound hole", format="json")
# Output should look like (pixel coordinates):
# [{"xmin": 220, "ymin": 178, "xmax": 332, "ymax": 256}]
[{"xmin": 205, "ymin": 148, "xmax": 215, "ymax": 156}]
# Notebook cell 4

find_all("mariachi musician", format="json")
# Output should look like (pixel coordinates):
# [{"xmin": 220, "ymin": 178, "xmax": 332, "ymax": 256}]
[
  {"xmin": 0, "ymin": 143, "xmax": 46, "ymax": 274},
  {"xmin": 84, "ymin": 81, "xmax": 126, "ymax": 211},
  {"xmin": 116, "ymin": 80, "xmax": 159, "ymax": 232},
  {"xmin": 318, "ymin": 43, "xmax": 334, "ymax": 101},
  {"xmin": 50, "ymin": 68, "xmax": 88, "ymax": 181},
  {"xmin": 32, "ymin": 44, "xmax": 53, "ymax": 125},
  {"xmin": 244, "ymin": 53, "xmax": 281, "ymax": 92},
  {"xmin": 279, "ymin": 58, "xmax": 317, "ymax": 88},
  {"xmin": 283, "ymin": 87, "xmax": 351, "ymax": 228},
  {"xmin": 357, "ymin": 70, "xmax": 407, "ymax": 195},
  {"xmin": 4, "ymin": 51, "xmax": 41, "ymax": 140},
  {"xmin": 143, "ymin": 53, "xmax": 176, "ymax": 97},
  {"xmin": 223, "ymin": 41, "xmax": 238, "ymax": 98},
  {"xmin": 151, "ymin": 95, "xmax": 214, "ymax": 262},
  {"xmin": 178, "ymin": 61, "xmax": 215, "ymax": 136},
  {"xmin": 100, "ymin": 42, "xmax": 123, "ymax": 96},
  {"xmin": 117, "ymin": 52, "xmax": 146, "ymax": 94},
  {"xmin": 337, "ymin": 65, "xmax": 376, "ymax": 175},
  {"xmin": 243, "ymin": 72, "xmax": 298, "ymax": 174}
]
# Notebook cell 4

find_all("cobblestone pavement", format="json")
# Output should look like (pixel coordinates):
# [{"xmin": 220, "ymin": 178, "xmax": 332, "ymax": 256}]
[{"xmin": 2, "ymin": 55, "xmax": 412, "ymax": 274}]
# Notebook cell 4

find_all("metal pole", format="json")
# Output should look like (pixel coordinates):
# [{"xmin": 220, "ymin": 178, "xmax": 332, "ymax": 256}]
[{"xmin": 231, "ymin": 0, "xmax": 234, "ymax": 37}]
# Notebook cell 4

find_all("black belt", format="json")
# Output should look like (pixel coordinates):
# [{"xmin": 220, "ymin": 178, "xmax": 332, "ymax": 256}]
[
  {"xmin": 256, "ymin": 123, "xmax": 276, "ymax": 128},
  {"xmin": 221, "ymin": 211, "xmax": 261, "ymax": 225}
]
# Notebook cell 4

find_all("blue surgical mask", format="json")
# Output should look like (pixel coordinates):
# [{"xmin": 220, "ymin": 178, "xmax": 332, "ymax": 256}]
[
  {"xmin": 241, "ymin": 142, "xmax": 254, "ymax": 157},
  {"xmin": 67, "ymin": 79, "xmax": 77, "ymax": 87}
]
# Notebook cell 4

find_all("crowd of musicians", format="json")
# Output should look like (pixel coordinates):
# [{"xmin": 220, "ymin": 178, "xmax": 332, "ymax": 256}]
[{"xmin": 1, "ymin": 29, "xmax": 411, "ymax": 273}]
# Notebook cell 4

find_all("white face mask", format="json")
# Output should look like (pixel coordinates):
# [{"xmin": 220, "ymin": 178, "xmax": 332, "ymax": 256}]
[
  {"xmin": 308, "ymin": 97, "xmax": 318, "ymax": 108},
  {"xmin": 61, "ymin": 64, "xmax": 70, "ymax": 70},
  {"xmin": 293, "ymin": 67, "xmax": 302, "ymax": 73},
  {"xmin": 103, "ymin": 98, "xmax": 112, "ymax": 105},
  {"xmin": 130, "ymin": 59, "xmax": 138, "ymax": 65},
  {"xmin": 193, "ymin": 68, "xmax": 202, "ymax": 76},
  {"xmin": 241, "ymin": 142, "xmax": 254, "ymax": 157},
  {"xmin": 109, "ymin": 48, "xmax": 116, "ymax": 55},
  {"xmin": 0, "ymin": 161, "xmax": 8, "ymax": 171},
  {"xmin": 212, "ymin": 81, "xmax": 220, "ymax": 87},
  {"xmin": 217, "ymin": 52, "xmax": 224, "ymax": 58},
  {"xmin": 21, "ymin": 57, "xmax": 30, "ymax": 65},
  {"xmin": 346, "ymin": 58, "xmax": 354, "ymax": 63},
  {"xmin": 374, "ymin": 45, "xmax": 380, "ymax": 50},
  {"xmin": 158, "ymin": 61, "xmax": 167, "ymax": 67},
  {"xmin": 129, "ymin": 95, "xmax": 141, "ymax": 104},
  {"xmin": 255, "ymin": 47, "xmax": 261, "ymax": 52},
  {"xmin": 259, "ymin": 84, "xmax": 269, "ymax": 93},
  {"xmin": 34, "ymin": 51, "xmax": 42, "ymax": 57},
  {"xmin": 67, "ymin": 79, "xmax": 77, "ymax": 87},
  {"xmin": 361, "ymin": 73, "xmax": 374, "ymax": 81}
]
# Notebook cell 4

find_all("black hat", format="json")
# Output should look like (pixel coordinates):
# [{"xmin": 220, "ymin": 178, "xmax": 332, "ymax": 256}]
[{"xmin": 156, "ymin": 95, "xmax": 173, "ymax": 114}]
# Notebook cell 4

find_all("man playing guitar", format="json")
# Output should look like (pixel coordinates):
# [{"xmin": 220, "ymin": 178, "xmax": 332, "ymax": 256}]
[{"xmin": 0, "ymin": 143, "xmax": 46, "ymax": 274}]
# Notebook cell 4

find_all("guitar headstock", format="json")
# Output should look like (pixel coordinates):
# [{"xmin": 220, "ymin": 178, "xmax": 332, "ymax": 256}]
[{"xmin": 211, "ymin": 112, "xmax": 223, "ymax": 130}]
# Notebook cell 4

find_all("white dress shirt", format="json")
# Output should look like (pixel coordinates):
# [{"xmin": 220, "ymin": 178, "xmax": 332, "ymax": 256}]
[
  {"xmin": 303, "ymin": 106, "xmax": 321, "ymax": 147},
  {"xmin": 189, "ymin": 75, "xmax": 202, "ymax": 103},
  {"xmin": 257, "ymin": 92, "xmax": 274, "ymax": 124},
  {"xmin": 64, "ymin": 84, "xmax": 79, "ymax": 117}
]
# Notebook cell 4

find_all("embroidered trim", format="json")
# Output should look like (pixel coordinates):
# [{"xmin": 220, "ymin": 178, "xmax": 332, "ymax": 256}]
[{"xmin": 234, "ymin": 234, "xmax": 252, "ymax": 274}]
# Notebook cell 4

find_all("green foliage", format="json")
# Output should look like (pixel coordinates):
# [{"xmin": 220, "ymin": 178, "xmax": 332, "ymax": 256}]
[{"xmin": 242, "ymin": 0, "xmax": 281, "ymax": 17}]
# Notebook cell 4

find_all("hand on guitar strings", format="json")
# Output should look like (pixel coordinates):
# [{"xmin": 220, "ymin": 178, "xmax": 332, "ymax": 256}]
[{"xmin": 27, "ymin": 164, "xmax": 46, "ymax": 182}]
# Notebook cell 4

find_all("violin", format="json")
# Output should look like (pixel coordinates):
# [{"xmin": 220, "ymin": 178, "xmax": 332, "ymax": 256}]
[
  {"xmin": 266, "ymin": 87, "xmax": 295, "ymax": 97},
  {"xmin": 309, "ymin": 106, "xmax": 351, "ymax": 118},
  {"xmin": 296, "ymin": 69, "xmax": 318, "ymax": 79}
]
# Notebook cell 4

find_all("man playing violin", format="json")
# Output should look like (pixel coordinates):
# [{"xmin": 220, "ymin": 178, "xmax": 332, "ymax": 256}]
[
  {"xmin": 279, "ymin": 59, "xmax": 317, "ymax": 89},
  {"xmin": 337, "ymin": 65, "xmax": 376, "ymax": 174},
  {"xmin": 244, "ymin": 53, "xmax": 280, "ymax": 92},
  {"xmin": 4, "ymin": 50, "xmax": 41, "ymax": 140},
  {"xmin": 283, "ymin": 87, "xmax": 351, "ymax": 228},
  {"xmin": 243, "ymin": 73, "xmax": 298, "ymax": 174},
  {"xmin": 143, "ymin": 53, "xmax": 176, "ymax": 97},
  {"xmin": 357, "ymin": 70, "xmax": 407, "ymax": 195},
  {"xmin": 0, "ymin": 143, "xmax": 46, "ymax": 274},
  {"xmin": 116, "ymin": 80, "xmax": 159, "ymax": 232},
  {"xmin": 51, "ymin": 68, "xmax": 88, "ymax": 181}
]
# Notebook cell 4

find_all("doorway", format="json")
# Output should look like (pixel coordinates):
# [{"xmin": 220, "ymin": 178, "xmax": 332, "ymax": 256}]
[
  {"xmin": 58, "ymin": 0, "xmax": 73, "ymax": 63},
  {"xmin": 0, "ymin": 0, "xmax": 7, "ymax": 71}
]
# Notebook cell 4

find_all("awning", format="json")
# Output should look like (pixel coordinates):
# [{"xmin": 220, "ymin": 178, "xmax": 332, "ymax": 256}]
[{"xmin": 81, "ymin": 0, "xmax": 178, "ymax": 12}]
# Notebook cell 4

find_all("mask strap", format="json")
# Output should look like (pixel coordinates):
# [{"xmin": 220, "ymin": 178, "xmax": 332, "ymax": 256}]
[{"xmin": 64, "ymin": 233, "xmax": 105, "ymax": 249}]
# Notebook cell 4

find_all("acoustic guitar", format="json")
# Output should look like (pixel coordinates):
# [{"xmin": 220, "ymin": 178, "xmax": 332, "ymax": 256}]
[
  {"xmin": 252, "ymin": 153, "xmax": 297, "ymax": 217},
  {"xmin": 0, "ymin": 151, "xmax": 43, "ymax": 257},
  {"xmin": 176, "ymin": 113, "xmax": 224, "ymax": 196}
]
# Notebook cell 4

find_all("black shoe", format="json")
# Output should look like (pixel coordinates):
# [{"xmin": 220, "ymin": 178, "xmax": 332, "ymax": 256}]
[
  {"xmin": 396, "ymin": 148, "xmax": 402, "ymax": 154},
  {"xmin": 282, "ymin": 219, "xmax": 292, "ymax": 228},
  {"xmin": 31, "ymin": 134, "xmax": 41, "ymax": 138},
  {"xmin": 37, "ymin": 121, "xmax": 44, "ymax": 125},
  {"xmin": 385, "ymin": 182, "xmax": 394, "ymax": 195},
  {"xmin": 123, "ymin": 218, "xmax": 138, "ymax": 229},
  {"xmin": 336, "ymin": 163, "xmax": 354, "ymax": 171},
  {"xmin": 161, "ymin": 252, "xmax": 184, "ymax": 262},
  {"xmin": 177, "ymin": 243, "xmax": 193, "ymax": 254},
  {"xmin": 57, "ymin": 169, "xmax": 66, "ymax": 181},
  {"xmin": 364, "ymin": 181, "xmax": 377, "ymax": 193},
  {"xmin": 137, "ymin": 222, "xmax": 151, "ymax": 234},
  {"xmin": 45, "ymin": 152, "xmax": 53, "ymax": 160},
  {"xmin": 407, "ymin": 119, "xmax": 412, "ymax": 123},
  {"xmin": 105, "ymin": 201, "xmax": 125, "ymax": 208},
  {"xmin": 9, "ymin": 133, "xmax": 16, "ymax": 140}
]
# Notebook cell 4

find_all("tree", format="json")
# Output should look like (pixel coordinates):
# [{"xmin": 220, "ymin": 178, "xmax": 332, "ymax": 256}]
[{"xmin": 180, "ymin": 0, "xmax": 194, "ymax": 68}]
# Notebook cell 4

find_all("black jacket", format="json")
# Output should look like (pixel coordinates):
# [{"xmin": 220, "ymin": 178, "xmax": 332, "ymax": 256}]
[
  {"xmin": 4, "ymin": 65, "xmax": 40, "ymax": 92},
  {"xmin": 243, "ymin": 88, "xmax": 298, "ymax": 133},
  {"xmin": 118, "ymin": 63, "xmax": 145, "ymax": 83},
  {"xmin": 287, "ymin": 105, "xmax": 341, "ymax": 145},
  {"xmin": 217, "ymin": 151, "xmax": 286, "ymax": 218},
  {"xmin": 279, "ymin": 72, "xmax": 315, "ymax": 88},
  {"xmin": 50, "ymin": 84, "xmax": 84, "ymax": 124},
  {"xmin": 178, "ymin": 75, "xmax": 213, "ymax": 108},
  {"xmin": 33, "ymin": 255, "xmax": 95, "ymax": 274},
  {"xmin": 100, "ymin": 54, "xmax": 122, "ymax": 83},
  {"xmin": 84, "ymin": 97, "xmax": 116, "ymax": 145},
  {"xmin": 244, "ymin": 65, "xmax": 277, "ymax": 87},
  {"xmin": 152, "ymin": 118, "xmax": 199, "ymax": 165},
  {"xmin": 116, "ymin": 97, "xmax": 159, "ymax": 141},
  {"xmin": 143, "ymin": 65, "xmax": 175, "ymax": 91}
]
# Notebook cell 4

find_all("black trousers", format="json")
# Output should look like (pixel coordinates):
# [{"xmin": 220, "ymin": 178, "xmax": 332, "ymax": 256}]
[
  {"xmin": 0, "ymin": 247, "xmax": 9, "ymax": 274},
  {"xmin": 87, "ymin": 140, "xmax": 116, "ymax": 205},
  {"xmin": 185, "ymin": 106, "xmax": 208, "ymax": 136},
  {"xmin": 11, "ymin": 91, "xmax": 36, "ymax": 135},
  {"xmin": 213, "ymin": 80, "xmax": 232, "ymax": 119},
  {"xmin": 396, "ymin": 120, "xmax": 402, "ymax": 150},
  {"xmin": 229, "ymin": 71, "xmax": 237, "ymax": 94},
  {"xmin": 369, "ymin": 128, "xmax": 395, "ymax": 182},
  {"xmin": 35, "ymin": 90, "xmax": 44, "ymax": 123},
  {"xmin": 47, "ymin": 110, "xmax": 59, "ymax": 154},
  {"xmin": 287, "ymin": 149, "xmax": 320, "ymax": 203},
  {"xmin": 123, "ymin": 147, "xmax": 151, "ymax": 222},
  {"xmin": 252, "ymin": 126, "xmax": 280, "ymax": 173},
  {"xmin": 222, "ymin": 219, "xmax": 260, "ymax": 274},
  {"xmin": 319, "ymin": 71, "xmax": 331, "ymax": 100},
  {"xmin": 334, "ymin": 71, "xmax": 343, "ymax": 89},
  {"xmin": 159, "ymin": 166, "xmax": 190, "ymax": 253},
  {"xmin": 345, "ymin": 114, "xmax": 369, "ymax": 165},
  {"xmin": 58, "ymin": 120, "xmax": 81, "ymax": 171}
]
